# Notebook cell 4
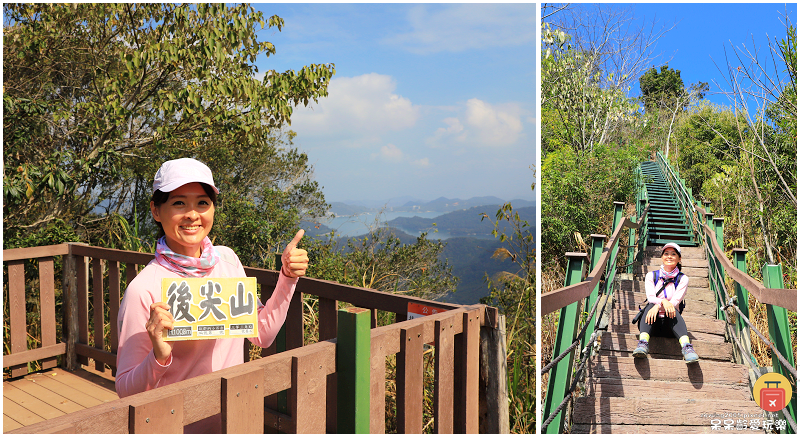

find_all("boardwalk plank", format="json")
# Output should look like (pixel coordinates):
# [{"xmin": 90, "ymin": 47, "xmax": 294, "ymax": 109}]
[
  {"xmin": 2, "ymin": 383, "xmax": 65, "ymax": 420},
  {"xmin": 600, "ymin": 333, "xmax": 732, "ymax": 361},
  {"xmin": 585, "ymin": 377, "xmax": 751, "ymax": 400},
  {"xmin": 573, "ymin": 397, "xmax": 762, "ymax": 426},
  {"xmin": 572, "ymin": 423, "xmax": 757, "ymax": 434},
  {"xmin": 3, "ymin": 398, "xmax": 45, "ymax": 427},
  {"xmin": 588, "ymin": 355, "xmax": 749, "ymax": 386},
  {"xmin": 608, "ymin": 309, "xmax": 726, "ymax": 336},
  {"xmin": 3, "ymin": 415, "xmax": 23, "ymax": 433},
  {"xmin": 18, "ymin": 375, "xmax": 104, "ymax": 409},
  {"xmin": 4, "ymin": 378, "xmax": 85, "ymax": 414},
  {"xmin": 40, "ymin": 371, "xmax": 118, "ymax": 402}
]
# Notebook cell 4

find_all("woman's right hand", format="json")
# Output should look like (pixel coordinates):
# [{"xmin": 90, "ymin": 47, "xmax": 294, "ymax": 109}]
[
  {"xmin": 146, "ymin": 302, "xmax": 174, "ymax": 365},
  {"xmin": 645, "ymin": 305, "xmax": 660, "ymax": 324}
]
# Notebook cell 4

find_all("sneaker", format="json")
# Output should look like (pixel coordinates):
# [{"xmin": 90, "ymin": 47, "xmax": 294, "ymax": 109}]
[
  {"xmin": 632, "ymin": 340, "xmax": 649, "ymax": 358},
  {"xmin": 682, "ymin": 344, "xmax": 700, "ymax": 363}
]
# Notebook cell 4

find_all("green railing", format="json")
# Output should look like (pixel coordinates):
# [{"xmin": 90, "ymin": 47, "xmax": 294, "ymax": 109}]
[
  {"xmin": 656, "ymin": 152, "xmax": 797, "ymax": 432},
  {"xmin": 540, "ymin": 196, "xmax": 649, "ymax": 433}
]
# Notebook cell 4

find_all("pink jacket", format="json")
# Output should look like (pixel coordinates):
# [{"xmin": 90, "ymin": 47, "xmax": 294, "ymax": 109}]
[
  {"xmin": 115, "ymin": 246, "xmax": 298, "ymax": 399},
  {"xmin": 645, "ymin": 270, "xmax": 688, "ymax": 318}
]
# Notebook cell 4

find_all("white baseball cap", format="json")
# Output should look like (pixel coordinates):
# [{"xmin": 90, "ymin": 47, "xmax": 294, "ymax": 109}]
[
  {"xmin": 152, "ymin": 158, "xmax": 219, "ymax": 194},
  {"xmin": 661, "ymin": 242, "xmax": 682, "ymax": 255}
]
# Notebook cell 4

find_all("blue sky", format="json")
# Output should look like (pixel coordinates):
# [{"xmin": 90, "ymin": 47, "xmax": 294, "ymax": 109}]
[
  {"xmin": 251, "ymin": 4, "xmax": 536, "ymax": 204},
  {"xmin": 626, "ymin": 3, "xmax": 797, "ymax": 108},
  {"xmin": 544, "ymin": 3, "xmax": 797, "ymax": 111}
]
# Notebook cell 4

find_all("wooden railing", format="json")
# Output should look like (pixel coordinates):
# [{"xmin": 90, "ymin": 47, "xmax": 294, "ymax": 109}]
[{"xmin": 3, "ymin": 243, "xmax": 508, "ymax": 433}]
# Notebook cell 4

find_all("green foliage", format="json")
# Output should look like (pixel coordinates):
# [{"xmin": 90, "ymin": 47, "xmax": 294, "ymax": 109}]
[
  {"xmin": 3, "ymin": 3, "xmax": 334, "ymax": 249},
  {"xmin": 479, "ymin": 202, "xmax": 534, "ymax": 433},
  {"xmin": 307, "ymin": 227, "xmax": 458, "ymax": 304},
  {"xmin": 640, "ymin": 65, "xmax": 698, "ymax": 112},
  {"xmin": 541, "ymin": 144, "xmax": 648, "ymax": 266},
  {"xmin": 541, "ymin": 27, "xmax": 638, "ymax": 154}
]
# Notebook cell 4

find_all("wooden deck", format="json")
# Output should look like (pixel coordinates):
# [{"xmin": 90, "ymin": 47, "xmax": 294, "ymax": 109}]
[{"xmin": 3, "ymin": 360, "xmax": 117, "ymax": 432}]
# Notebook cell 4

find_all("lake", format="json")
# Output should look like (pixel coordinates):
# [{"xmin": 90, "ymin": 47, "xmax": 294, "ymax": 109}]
[{"xmin": 320, "ymin": 211, "xmax": 459, "ymax": 239}]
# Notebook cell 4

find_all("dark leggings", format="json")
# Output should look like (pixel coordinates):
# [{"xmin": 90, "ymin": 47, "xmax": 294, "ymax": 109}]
[{"xmin": 637, "ymin": 303, "xmax": 689, "ymax": 339}]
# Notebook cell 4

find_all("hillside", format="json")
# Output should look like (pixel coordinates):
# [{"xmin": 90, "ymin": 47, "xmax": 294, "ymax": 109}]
[{"xmin": 387, "ymin": 205, "xmax": 535, "ymax": 238}]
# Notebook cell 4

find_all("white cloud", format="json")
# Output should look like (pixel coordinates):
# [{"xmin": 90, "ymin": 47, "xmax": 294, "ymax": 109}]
[
  {"xmin": 465, "ymin": 99, "xmax": 523, "ymax": 146},
  {"xmin": 425, "ymin": 99, "xmax": 524, "ymax": 148},
  {"xmin": 383, "ymin": 4, "xmax": 536, "ymax": 54},
  {"xmin": 412, "ymin": 157, "xmax": 431, "ymax": 168},
  {"xmin": 290, "ymin": 73, "xmax": 419, "ymax": 142},
  {"xmin": 426, "ymin": 117, "xmax": 465, "ymax": 147},
  {"xmin": 379, "ymin": 144, "xmax": 404, "ymax": 162}
]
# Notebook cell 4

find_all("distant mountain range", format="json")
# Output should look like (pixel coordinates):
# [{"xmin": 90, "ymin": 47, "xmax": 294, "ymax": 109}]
[
  {"xmin": 329, "ymin": 196, "xmax": 535, "ymax": 215},
  {"xmin": 387, "ymin": 205, "xmax": 535, "ymax": 238},
  {"xmin": 300, "ymin": 198, "xmax": 535, "ymax": 305}
]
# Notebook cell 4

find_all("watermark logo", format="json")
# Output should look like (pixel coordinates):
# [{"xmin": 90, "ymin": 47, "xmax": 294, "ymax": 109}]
[{"xmin": 753, "ymin": 372, "xmax": 791, "ymax": 412}]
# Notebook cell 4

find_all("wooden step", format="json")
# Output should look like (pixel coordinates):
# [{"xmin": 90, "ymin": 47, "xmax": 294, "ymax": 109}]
[
  {"xmin": 573, "ymin": 397, "xmax": 764, "ymax": 426},
  {"xmin": 588, "ymin": 355, "xmax": 748, "ymax": 385},
  {"xmin": 644, "ymin": 246, "xmax": 705, "ymax": 258},
  {"xmin": 584, "ymin": 377, "xmax": 751, "ymax": 400},
  {"xmin": 642, "ymin": 258, "xmax": 708, "ymax": 269},
  {"xmin": 599, "ymin": 333, "xmax": 732, "ymax": 361},
  {"xmin": 572, "ymin": 423, "xmax": 757, "ymax": 434},
  {"xmin": 608, "ymin": 309, "xmax": 727, "ymax": 337}
]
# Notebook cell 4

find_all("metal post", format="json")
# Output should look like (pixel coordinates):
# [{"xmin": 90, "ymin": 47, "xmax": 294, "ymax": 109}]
[
  {"xmin": 544, "ymin": 252, "xmax": 586, "ymax": 434},
  {"xmin": 712, "ymin": 218, "xmax": 726, "ymax": 320},
  {"xmin": 626, "ymin": 218, "xmax": 635, "ymax": 275},
  {"xmin": 732, "ymin": 249, "xmax": 754, "ymax": 363},
  {"xmin": 762, "ymin": 264, "xmax": 797, "ymax": 428},
  {"xmin": 583, "ymin": 235, "xmax": 606, "ymax": 348},
  {"xmin": 337, "ymin": 308, "xmax": 371, "ymax": 433}
]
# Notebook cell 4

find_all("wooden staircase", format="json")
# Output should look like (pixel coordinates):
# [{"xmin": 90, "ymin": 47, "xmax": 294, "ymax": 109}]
[{"xmin": 572, "ymin": 246, "xmax": 762, "ymax": 433}]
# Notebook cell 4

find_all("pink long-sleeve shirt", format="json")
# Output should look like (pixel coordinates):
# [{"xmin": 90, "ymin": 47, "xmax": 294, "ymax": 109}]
[
  {"xmin": 115, "ymin": 245, "xmax": 298, "ymax": 400},
  {"xmin": 645, "ymin": 269, "xmax": 689, "ymax": 318}
]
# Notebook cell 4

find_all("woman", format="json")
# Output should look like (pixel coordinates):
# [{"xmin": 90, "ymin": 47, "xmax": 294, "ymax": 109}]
[
  {"xmin": 632, "ymin": 242, "xmax": 699, "ymax": 363},
  {"xmin": 116, "ymin": 158, "xmax": 309, "ymax": 430}
]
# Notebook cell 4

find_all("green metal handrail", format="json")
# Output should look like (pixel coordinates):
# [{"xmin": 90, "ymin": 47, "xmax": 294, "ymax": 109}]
[
  {"xmin": 541, "ymin": 198, "xmax": 649, "ymax": 433},
  {"xmin": 654, "ymin": 152, "xmax": 797, "ymax": 431}
]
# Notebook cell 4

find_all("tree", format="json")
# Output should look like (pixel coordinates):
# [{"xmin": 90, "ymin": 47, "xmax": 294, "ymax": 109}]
[
  {"xmin": 541, "ymin": 4, "xmax": 674, "ymax": 154},
  {"xmin": 480, "ymin": 200, "xmax": 534, "ymax": 433},
  {"xmin": 639, "ymin": 65, "xmax": 686, "ymax": 112},
  {"xmin": 639, "ymin": 64, "xmax": 709, "ymax": 158},
  {"xmin": 3, "ymin": 4, "xmax": 335, "ymax": 249}
]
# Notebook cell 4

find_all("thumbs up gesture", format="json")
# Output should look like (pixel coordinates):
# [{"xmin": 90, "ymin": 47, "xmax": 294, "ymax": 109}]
[{"xmin": 281, "ymin": 229, "xmax": 309, "ymax": 278}]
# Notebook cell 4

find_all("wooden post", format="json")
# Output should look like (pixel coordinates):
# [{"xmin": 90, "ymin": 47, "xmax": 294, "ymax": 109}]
[
  {"xmin": 92, "ymin": 258, "xmax": 105, "ymax": 371},
  {"xmin": 8, "ymin": 260, "xmax": 27, "ymax": 378},
  {"xmin": 63, "ymin": 252, "xmax": 79, "ymax": 371},
  {"xmin": 454, "ymin": 308, "xmax": 480, "ymax": 434},
  {"xmin": 434, "ymin": 313, "xmax": 458, "ymax": 434},
  {"xmin": 397, "ymin": 323, "xmax": 424, "ymax": 433},
  {"xmin": 479, "ymin": 313, "xmax": 509, "ymax": 433},
  {"xmin": 291, "ymin": 350, "xmax": 328, "ymax": 433},
  {"xmin": 222, "ymin": 368, "xmax": 264, "ymax": 433},
  {"xmin": 319, "ymin": 296, "xmax": 338, "ymax": 433},
  {"xmin": 77, "ymin": 255, "xmax": 89, "ymax": 366},
  {"xmin": 129, "ymin": 392, "xmax": 184, "ymax": 433},
  {"xmin": 39, "ymin": 257, "xmax": 58, "ymax": 370},
  {"xmin": 337, "ymin": 307, "xmax": 371, "ymax": 433}
]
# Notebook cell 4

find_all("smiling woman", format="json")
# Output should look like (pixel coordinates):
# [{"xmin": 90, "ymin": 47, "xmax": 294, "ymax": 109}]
[{"xmin": 115, "ymin": 157, "xmax": 310, "ymax": 432}]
